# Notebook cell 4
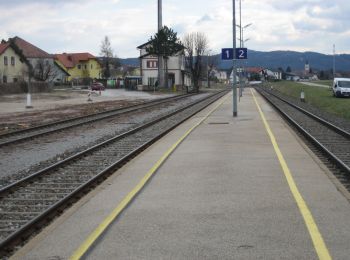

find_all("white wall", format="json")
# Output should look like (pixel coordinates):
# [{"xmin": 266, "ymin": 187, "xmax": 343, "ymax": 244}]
[{"xmin": 140, "ymin": 54, "xmax": 185, "ymax": 87}]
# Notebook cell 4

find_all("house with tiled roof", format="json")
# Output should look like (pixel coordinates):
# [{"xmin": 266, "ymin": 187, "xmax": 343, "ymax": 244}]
[
  {"xmin": 5, "ymin": 36, "xmax": 69, "ymax": 83},
  {"xmin": 0, "ymin": 40, "xmax": 30, "ymax": 83},
  {"xmin": 137, "ymin": 41, "xmax": 191, "ymax": 88},
  {"xmin": 54, "ymin": 53, "xmax": 102, "ymax": 82}
]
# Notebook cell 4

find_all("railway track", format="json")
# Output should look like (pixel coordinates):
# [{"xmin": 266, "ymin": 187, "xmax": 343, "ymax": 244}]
[
  {"xmin": 0, "ymin": 89, "xmax": 228, "ymax": 256},
  {"xmin": 0, "ymin": 93, "xmax": 194, "ymax": 147},
  {"xmin": 255, "ymin": 86, "xmax": 350, "ymax": 179}
]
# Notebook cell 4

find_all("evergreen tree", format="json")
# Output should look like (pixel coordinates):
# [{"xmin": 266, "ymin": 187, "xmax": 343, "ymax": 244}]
[{"xmin": 147, "ymin": 26, "xmax": 183, "ymax": 88}]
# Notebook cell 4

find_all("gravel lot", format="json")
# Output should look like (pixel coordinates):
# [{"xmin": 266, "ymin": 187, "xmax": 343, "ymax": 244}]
[{"xmin": 0, "ymin": 88, "xmax": 176, "ymax": 133}]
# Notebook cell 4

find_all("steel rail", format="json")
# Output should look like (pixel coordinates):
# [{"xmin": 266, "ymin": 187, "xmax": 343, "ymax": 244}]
[
  {"xmin": 256, "ymin": 87, "xmax": 350, "ymax": 174},
  {"xmin": 259, "ymin": 87, "xmax": 350, "ymax": 139}
]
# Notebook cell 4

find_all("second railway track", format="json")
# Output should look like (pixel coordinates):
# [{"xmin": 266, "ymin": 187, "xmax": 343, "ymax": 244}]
[
  {"xmin": 0, "ymin": 93, "xmax": 195, "ymax": 147},
  {"xmin": 255, "ymin": 86, "xmax": 350, "ymax": 175}
]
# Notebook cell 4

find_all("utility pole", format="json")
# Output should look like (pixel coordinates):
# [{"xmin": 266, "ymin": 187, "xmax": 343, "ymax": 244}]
[
  {"xmin": 232, "ymin": 0, "xmax": 237, "ymax": 117},
  {"xmin": 158, "ymin": 0, "xmax": 164, "ymax": 88},
  {"xmin": 158, "ymin": 0, "xmax": 162, "ymax": 30},
  {"xmin": 333, "ymin": 44, "xmax": 336, "ymax": 79},
  {"xmin": 239, "ymin": 0, "xmax": 243, "ymax": 99}
]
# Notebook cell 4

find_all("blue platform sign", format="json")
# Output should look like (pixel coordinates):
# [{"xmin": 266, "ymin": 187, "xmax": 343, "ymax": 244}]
[
  {"xmin": 235, "ymin": 48, "xmax": 248, "ymax": 59},
  {"xmin": 222, "ymin": 48, "xmax": 248, "ymax": 60},
  {"xmin": 221, "ymin": 48, "xmax": 234, "ymax": 60}
]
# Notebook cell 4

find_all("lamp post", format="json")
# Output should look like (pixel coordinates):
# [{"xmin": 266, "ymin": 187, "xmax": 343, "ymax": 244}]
[
  {"xmin": 232, "ymin": 0, "xmax": 237, "ymax": 117},
  {"xmin": 236, "ymin": 23, "xmax": 252, "ymax": 97}
]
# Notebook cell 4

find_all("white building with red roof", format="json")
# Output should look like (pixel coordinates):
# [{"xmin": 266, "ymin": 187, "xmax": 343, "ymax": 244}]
[
  {"xmin": 6, "ymin": 36, "xmax": 69, "ymax": 83},
  {"xmin": 0, "ymin": 40, "xmax": 30, "ymax": 83}
]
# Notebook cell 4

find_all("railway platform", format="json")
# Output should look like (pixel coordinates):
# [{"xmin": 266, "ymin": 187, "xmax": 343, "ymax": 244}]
[{"xmin": 12, "ymin": 88, "xmax": 350, "ymax": 259}]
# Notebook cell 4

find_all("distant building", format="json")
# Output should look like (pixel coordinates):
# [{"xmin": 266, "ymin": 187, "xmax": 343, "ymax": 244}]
[
  {"xmin": 0, "ymin": 40, "xmax": 30, "ymax": 83},
  {"xmin": 264, "ymin": 69, "xmax": 282, "ymax": 80},
  {"xmin": 210, "ymin": 68, "xmax": 227, "ymax": 82},
  {"xmin": 7, "ymin": 36, "xmax": 68, "ymax": 83},
  {"xmin": 285, "ymin": 72, "xmax": 300, "ymax": 81},
  {"xmin": 305, "ymin": 60, "xmax": 310, "ymax": 74},
  {"xmin": 271, "ymin": 70, "xmax": 282, "ymax": 80},
  {"xmin": 55, "ymin": 53, "xmax": 102, "ymax": 82},
  {"xmin": 291, "ymin": 60, "xmax": 319, "ymax": 81},
  {"xmin": 137, "ymin": 41, "xmax": 191, "ymax": 88}
]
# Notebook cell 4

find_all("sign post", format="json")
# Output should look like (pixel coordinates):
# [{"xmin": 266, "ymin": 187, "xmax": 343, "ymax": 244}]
[
  {"xmin": 221, "ymin": 45, "xmax": 248, "ymax": 117},
  {"xmin": 232, "ymin": 0, "xmax": 237, "ymax": 117}
]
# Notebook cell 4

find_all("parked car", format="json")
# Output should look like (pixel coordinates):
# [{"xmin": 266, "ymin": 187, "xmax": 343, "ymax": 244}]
[
  {"xmin": 332, "ymin": 78, "xmax": 350, "ymax": 97},
  {"xmin": 90, "ymin": 82, "xmax": 105, "ymax": 91}
]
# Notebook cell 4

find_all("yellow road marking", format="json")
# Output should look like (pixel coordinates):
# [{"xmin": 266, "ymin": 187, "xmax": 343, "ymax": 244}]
[
  {"xmin": 70, "ymin": 93, "xmax": 230, "ymax": 260},
  {"xmin": 251, "ymin": 89, "xmax": 332, "ymax": 260}
]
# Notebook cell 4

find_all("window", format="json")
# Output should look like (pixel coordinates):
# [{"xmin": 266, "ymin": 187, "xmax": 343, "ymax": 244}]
[
  {"xmin": 4, "ymin": 56, "xmax": 8, "ymax": 66},
  {"xmin": 77, "ymin": 64, "xmax": 81, "ymax": 69},
  {"xmin": 3, "ymin": 75, "xmax": 7, "ymax": 83},
  {"xmin": 146, "ymin": 60, "xmax": 158, "ymax": 68},
  {"xmin": 91, "ymin": 64, "xmax": 93, "ymax": 69},
  {"xmin": 11, "ymin": 56, "xmax": 15, "ymax": 66},
  {"xmin": 13, "ymin": 78, "xmax": 18, "ymax": 82},
  {"xmin": 45, "ymin": 60, "xmax": 49, "ymax": 66},
  {"xmin": 84, "ymin": 64, "xmax": 87, "ymax": 70}
]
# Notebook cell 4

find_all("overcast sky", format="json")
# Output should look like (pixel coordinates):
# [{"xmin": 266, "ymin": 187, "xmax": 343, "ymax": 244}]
[{"xmin": 1, "ymin": 0, "xmax": 349, "ymax": 58}]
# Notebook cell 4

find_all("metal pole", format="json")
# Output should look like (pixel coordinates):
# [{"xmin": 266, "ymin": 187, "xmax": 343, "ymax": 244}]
[
  {"xmin": 239, "ymin": 0, "xmax": 243, "ymax": 99},
  {"xmin": 333, "ymin": 44, "xmax": 336, "ymax": 79},
  {"xmin": 207, "ymin": 52, "xmax": 209, "ymax": 88},
  {"xmin": 158, "ymin": 0, "xmax": 162, "ymax": 30},
  {"xmin": 158, "ymin": 0, "xmax": 163, "ymax": 88},
  {"xmin": 232, "ymin": 0, "xmax": 237, "ymax": 117}
]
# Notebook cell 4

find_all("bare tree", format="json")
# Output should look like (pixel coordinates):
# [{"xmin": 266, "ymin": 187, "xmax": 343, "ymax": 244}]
[
  {"xmin": 33, "ymin": 59, "xmax": 58, "ymax": 82},
  {"xmin": 100, "ymin": 36, "xmax": 114, "ymax": 78},
  {"xmin": 183, "ymin": 32, "xmax": 208, "ymax": 92}
]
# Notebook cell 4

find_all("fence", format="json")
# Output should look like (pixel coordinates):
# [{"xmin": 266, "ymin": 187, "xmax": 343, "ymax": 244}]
[{"xmin": 0, "ymin": 82, "xmax": 51, "ymax": 95}]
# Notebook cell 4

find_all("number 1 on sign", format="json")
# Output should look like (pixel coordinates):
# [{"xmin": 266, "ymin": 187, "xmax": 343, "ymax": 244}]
[
  {"xmin": 221, "ymin": 48, "xmax": 234, "ymax": 60},
  {"xmin": 226, "ymin": 50, "xmax": 230, "ymax": 59}
]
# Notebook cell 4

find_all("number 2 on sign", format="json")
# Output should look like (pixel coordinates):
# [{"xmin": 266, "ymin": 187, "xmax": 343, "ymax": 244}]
[{"xmin": 238, "ymin": 49, "xmax": 245, "ymax": 58}]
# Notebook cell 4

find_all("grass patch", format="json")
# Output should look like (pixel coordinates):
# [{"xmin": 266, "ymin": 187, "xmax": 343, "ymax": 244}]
[
  {"xmin": 310, "ymin": 80, "xmax": 332, "ymax": 86},
  {"xmin": 267, "ymin": 81, "xmax": 350, "ymax": 120}
]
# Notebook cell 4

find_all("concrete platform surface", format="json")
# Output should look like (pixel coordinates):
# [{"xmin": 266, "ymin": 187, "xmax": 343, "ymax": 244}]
[{"xmin": 12, "ymin": 88, "xmax": 350, "ymax": 260}]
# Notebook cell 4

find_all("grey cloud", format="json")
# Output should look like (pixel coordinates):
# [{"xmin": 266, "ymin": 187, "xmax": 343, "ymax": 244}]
[
  {"xmin": 0, "ymin": 0, "xmax": 84, "ymax": 7},
  {"xmin": 306, "ymin": 3, "xmax": 350, "ymax": 20},
  {"xmin": 293, "ymin": 20, "xmax": 349, "ymax": 34},
  {"xmin": 196, "ymin": 14, "xmax": 213, "ymax": 24},
  {"xmin": 272, "ymin": 1, "xmax": 334, "ymax": 11}
]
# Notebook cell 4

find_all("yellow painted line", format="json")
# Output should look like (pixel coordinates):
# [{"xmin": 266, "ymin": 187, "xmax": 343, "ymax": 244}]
[
  {"xmin": 70, "ymin": 93, "xmax": 230, "ymax": 260},
  {"xmin": 251, "ymin": 89, "xmax": 332, "ymax": 260}
]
